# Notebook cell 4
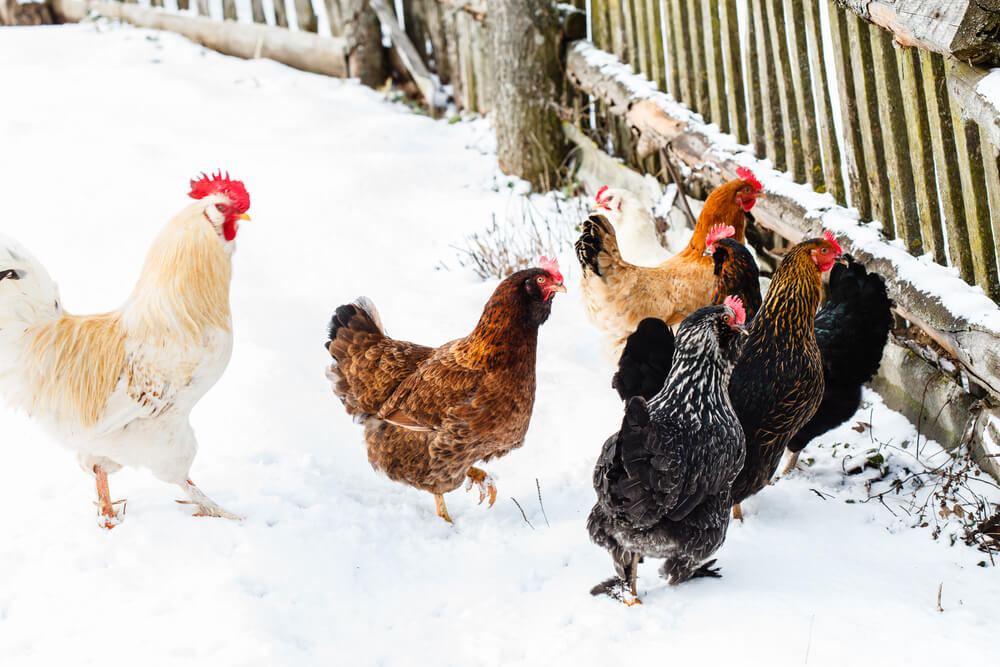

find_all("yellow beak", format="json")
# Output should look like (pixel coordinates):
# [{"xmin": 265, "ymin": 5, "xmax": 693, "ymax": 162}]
[
  {"xmin": 237, "ymin": 213, "xmax": 251, "ymax": 221},
  {"xmin": 551, "ymin": 284, "xmax": 567, "ymax": 293}
]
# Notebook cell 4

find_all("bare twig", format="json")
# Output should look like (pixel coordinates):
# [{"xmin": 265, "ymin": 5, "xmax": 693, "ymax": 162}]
[
  {"xmin": 936, "ymin": 582, "xmax": 944, "ymax": 612},
  {"xmin": 511, "ymin": 497, "xmax": 535, "ymax": 530},
  {"xmin": 536, "ymin": 478, "xmax": 550, "ymax": 527}
]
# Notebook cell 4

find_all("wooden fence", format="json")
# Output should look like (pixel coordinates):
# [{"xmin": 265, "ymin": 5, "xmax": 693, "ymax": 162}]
[{"xmin": 585, "ymin": 0, "xmax": 1000, "ymax": 302}]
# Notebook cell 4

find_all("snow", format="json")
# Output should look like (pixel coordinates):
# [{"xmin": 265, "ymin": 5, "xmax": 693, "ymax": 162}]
[
  {"xmin": 976, "ymin": 68, "xmax": 1000, "ymax": 113},
  {"xmin": 573, "ymin": 41, "xmax": 1000, "ymax": 333},
  {"xmin": 0, "ymin": 23, "xmax": 998, "ymax": 666}
]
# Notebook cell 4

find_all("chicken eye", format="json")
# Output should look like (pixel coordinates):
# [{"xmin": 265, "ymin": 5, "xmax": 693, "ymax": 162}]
[
  {"xmin": 215, "ymin": 203, "xmax": 227, "ymax": 213},
  {"xmin": 722, "ymin": 314, "xmax": 731, "ymax": 324},
  {"xmin": 536, "ymin": 276, "xmax": 545, "ymax": 284}
]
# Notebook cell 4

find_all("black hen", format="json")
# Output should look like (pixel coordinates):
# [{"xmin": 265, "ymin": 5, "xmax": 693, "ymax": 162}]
[
  {"xmin": 708, "ymin": 237, "xmax": 762, "ymax": 321},
  {"xmin": 782, "ymin": 255, "xmax": 892, "ymax": 472},
  {"xmin": 611, "ymin": 318, "xmax": 674, "ymax": 401},
  {"xmin": 588, "ymin": 302, "xmax": 747, "ymax": 604}
]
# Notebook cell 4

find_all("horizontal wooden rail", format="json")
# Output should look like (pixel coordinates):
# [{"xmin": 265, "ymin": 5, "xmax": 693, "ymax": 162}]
[
  {"xmin": 566, "ymin": 39, "xmax": 1000, "ymax": 400},
  {"xmin": 52, "ymin": 0, "xmax": 348, "ymax": 78}
]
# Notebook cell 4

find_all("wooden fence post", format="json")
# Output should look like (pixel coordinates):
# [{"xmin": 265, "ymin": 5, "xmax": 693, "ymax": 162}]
[
  {"xmin": 827, "ymin": 1, "xmax": 869, "ymax": 216},
  {"xmin": 719, "ymin": 0, "xmax": 746, "ymax": 144},
  {"xmin": 341, "ymin": 0, "xmax": 386, "ymax": 87}
]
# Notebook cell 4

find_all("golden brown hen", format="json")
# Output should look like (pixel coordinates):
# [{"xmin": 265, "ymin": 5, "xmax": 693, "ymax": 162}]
[
  {"xmin": 325, "ymin": 259, "xmax": 566, "ymax": 522},
  {"xmin": 575, "ymin": 169, "xmax": 761, "ymax": 355}
]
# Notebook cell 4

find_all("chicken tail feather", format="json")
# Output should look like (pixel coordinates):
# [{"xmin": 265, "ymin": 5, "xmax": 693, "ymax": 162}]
[{"xmin": 575, "ymin": 214, "xmax": 623, "ymax": 277}]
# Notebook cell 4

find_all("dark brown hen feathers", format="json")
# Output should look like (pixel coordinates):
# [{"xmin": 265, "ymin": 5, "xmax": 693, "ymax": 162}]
[{"xmin": 326, "ymin": 269, "xmax": 560, "ymax": 495}]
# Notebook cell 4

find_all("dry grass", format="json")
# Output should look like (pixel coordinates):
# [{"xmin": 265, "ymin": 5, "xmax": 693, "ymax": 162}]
[{"xmin": 441, "ymin": 193, "xmax": 585, "ymax": 280}]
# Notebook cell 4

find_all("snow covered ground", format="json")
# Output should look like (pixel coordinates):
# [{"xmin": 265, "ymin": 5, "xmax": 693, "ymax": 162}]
[{"xmin": 0, "ymin": 23, "xmax": 997, "ymax": 667}]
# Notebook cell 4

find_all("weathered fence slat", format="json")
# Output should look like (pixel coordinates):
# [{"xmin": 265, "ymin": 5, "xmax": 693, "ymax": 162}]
[
  {"xmin": 608, "ymin": 0, "xmax": 626, "ymax": 60},
  {"xmin": 272, "ymin": 0, "xmax": 288, "ymax": 27},
  {"xmin": 701, "ymin": 0, "xmax": 727, "ymax": 133},
  {"xmin": 718, "ymin": 0, "xmax": 746, "ymax": 144},
  {"xmin": 803, "ymin": 0, "xmax": 843, "ymax": 203},
  {"xmin": 827, "ymin": 0, "xmax": 869, "ymax": 217},
  {"xmin": 870, "ymin": 26, "xmax": 921, "ymax": 253},
  {"xmin": 660, "ymin": 0, "xmax": 680, "ymax": 97},
  {"xmin": 251, "ymin": 0, "xmax": 265, "ymax": 24},
  {"xmin": 221, "ymin": 0, "xmax": 235, "ymax": 21},
  {"xmin": 591, "ymin": 0, "xmax": 611, "ymax": 51},
  {"xmin": 744, "ymin": 1, "xmax": 765, "ymax": 156},
  {"xmin": 897, "ymin": 48, "xmax": 946, "ymax": 264},
  {"xmin": 982, "ymin": 130, "xmax": 1000, "ymax": 273},
  {"xmin": 786, "ymin": 0, "xmax": 823, "ymax": 191},
  {"xmin": 847, "ymin": 15, "xmax": 892, "ymax": 233},
  {"xmin": 684, "ymin": 0, "xmax": 708, "ymax": 114},
  {"xmin": 625, "ymin": 0, "xmax": 649, "ymax": 79},
  {"xmin": 669, "ymin": 0, "xmax": 694, "ymax": 108},
  {"xmin": 765, "ymin": 0, "xmax": 805, "ymax": 183},
  {"xmin": 644, "ymin": 0, "xmax": 665, "ymax": 91},
  {"xmin": 921, "ymin": 50, "xmax": 974, "ymax": 281},
  {"xmin": 950, "ymin": 107, "xmax": 1000, "ymax": 300},
  {"xmin": 751, "ymin": 0, "xmax": 784, "ymax": 170}
]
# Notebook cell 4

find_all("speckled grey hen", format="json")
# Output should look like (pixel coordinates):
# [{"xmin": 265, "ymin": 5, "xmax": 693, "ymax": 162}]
[{"xmin": 588, "ymin": 299, "xmax": 747, "ymax": 605}]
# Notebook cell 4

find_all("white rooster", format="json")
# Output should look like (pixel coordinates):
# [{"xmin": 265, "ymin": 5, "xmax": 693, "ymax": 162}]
[
  {"xmin": 591, "ymin": 186, "xmax": 670, "ymax": 267},
  {"xmin": 0, "ymin": 172, "xmax": 250, "ymax": 528}
]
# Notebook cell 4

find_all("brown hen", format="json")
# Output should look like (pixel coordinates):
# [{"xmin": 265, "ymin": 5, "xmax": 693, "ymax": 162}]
[
  {"xmin": 575, "ymin": 170, "xmax": 761, "ymax": 356},
  {"xmin": 325, "ymin": 261, "xmax": 565, "ymax": 522}
]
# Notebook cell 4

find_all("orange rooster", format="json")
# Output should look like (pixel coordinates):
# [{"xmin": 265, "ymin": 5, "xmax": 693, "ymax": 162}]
[
  {"xmin": 325, "ymin": 259, "xmax": 566, "ymax": 522},
  {"xmin": 575, "ymin": 169, "xmax": 761, "ymax": 355},
  {"xmin": 0, "ymin": 172, "xmax": 250, "ymax": 528}
]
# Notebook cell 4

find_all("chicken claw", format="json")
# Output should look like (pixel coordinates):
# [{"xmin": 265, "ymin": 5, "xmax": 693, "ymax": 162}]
[
  {"xmin": 780, "ymin": 450, "xmax": 802, "ymax": 477},
  {"xmin": 732, "ymin": 503, "xmax": 743, "ymax": 522},
  {"xmin": 589, "ymin": 577, "xmax": 642, "ymax": 606},
  {"xmin": 464, "ymin": 467, "xmax": 497, "ymax": 507},
  {"xmin": 93, "ymin": 464, "xmax": 124, "ymax": 530},
  {"xmin": 176, "ymin": 480, "xmax": 243, "ymax": 520}
]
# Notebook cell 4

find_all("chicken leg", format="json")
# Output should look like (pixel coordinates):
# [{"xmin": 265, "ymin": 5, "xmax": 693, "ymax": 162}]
[
  {"xmin": 93, "ymin": 464, "xmax": 124, "ymax": 530},
  {"xmin": 780, "ymin": 449, "xmax": 802, "ymax": 476},
  {"xmin": 175, "ymin": 480, "xmax": 242, "ymax": 520},
  {"xmin": 732, "ymin": 503, "xmax": 743, "ymax": 521},
  {"xmin": 434, "ymin": 493, "xmax": 453, "ymax": 523},
  {"xmin": 464, "ymin": 467, "xmax": 497, "ymax": 507}
]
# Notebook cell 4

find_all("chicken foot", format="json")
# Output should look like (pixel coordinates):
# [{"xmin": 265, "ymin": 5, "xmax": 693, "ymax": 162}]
[
  {"xmin": 464, "ymin": 467, "xmax": 497, "ymax": 507},
  {"xmin": 732, "ymin": 503, "xmax": 743, "ymax": 521},
  {"xmin": 590, "ymin": 553, "xmax": 642, "ymax": 606},
  {"xmin": 175, "ymin": 480, "xmax": 243, "ymax": 520},
  {"xmin": 93, "ymin": 464, "xmax": 124, "ymax": 530}
]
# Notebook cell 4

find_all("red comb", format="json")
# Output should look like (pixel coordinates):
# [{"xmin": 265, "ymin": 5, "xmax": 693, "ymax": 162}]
[
  {"xmin": 723, "ymin": 296, "xmax": 746, "ymax": 326},
  {"xmin": 705, "ymin": 224, "xmax": 736, "ymax": 250},
  {"xmin": 595, "ymin": 185, "xmax": 609, "ymax": 202},
  {"xmin": 823, "ymin": 230, "xmax": 843, "ymax": 255},
  {"xmin": 539, "ymin": 256, "xmax": 563, "ymax": 283},
  {"xmin": 189, "ymin": 171, "xmax": 250, "ymax": 212},
  {"xmin": 735, "ymin": 166, "xmax": 762, "ymax": 192}
]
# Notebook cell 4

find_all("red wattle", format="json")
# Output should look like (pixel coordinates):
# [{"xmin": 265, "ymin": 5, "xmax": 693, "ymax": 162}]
[{"xmin": 223, "ymin": 220, "xmax": 238, "ymax": 241}]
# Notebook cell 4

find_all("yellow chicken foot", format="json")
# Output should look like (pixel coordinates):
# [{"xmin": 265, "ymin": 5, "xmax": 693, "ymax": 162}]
[
  {"xmin": 175, "ymin": 479, "xmax": 243, "ymax": 520},
  {"xmin": 464, "ymin": 467, "xmax": 497, "ymax": 507},
  {"xmin": 623, "ymin": 554, "xmax": 642, "ymax": 606},
  {"xmin": 93, "ymin": 464, "xmax": 124, "ymax": 530},
  {"xmin": 781, "ymin": 450, "xmax": 802, "ymax": 477},
  {"xmin": 732, "ymin": 503, "xmax": 743, "ymax": 522},
  {"xmin": 434, "ymin": 493, "xmax": 453, "ymax": 523}
]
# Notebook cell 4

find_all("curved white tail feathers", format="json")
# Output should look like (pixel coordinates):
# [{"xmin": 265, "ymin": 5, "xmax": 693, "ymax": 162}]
[{"xmin": 0, "ymin": 233, "xmax": 63, "ymax": 370}]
